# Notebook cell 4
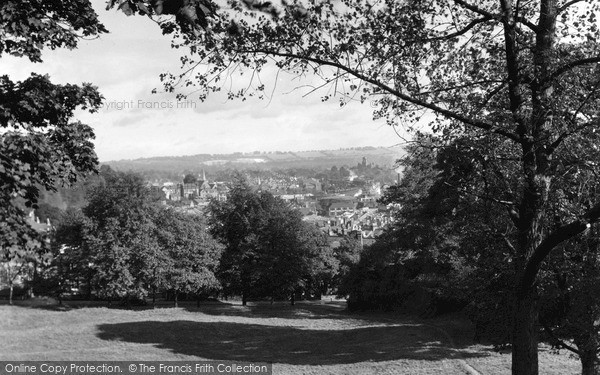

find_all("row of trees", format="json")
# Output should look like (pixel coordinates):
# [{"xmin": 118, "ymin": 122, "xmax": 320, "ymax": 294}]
[
  {"xmin": 38, "ymin": 169, "xmax": 360, "ymax": 306},
  {"xmin": 50, "ymin": 166, "xmax": 222, "ymax": 306}
]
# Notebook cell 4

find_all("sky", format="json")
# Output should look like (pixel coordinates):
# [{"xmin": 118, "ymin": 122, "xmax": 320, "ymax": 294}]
[{"xmin": 0, "ymin": 0, "xmax": 406, "ymax": 162}]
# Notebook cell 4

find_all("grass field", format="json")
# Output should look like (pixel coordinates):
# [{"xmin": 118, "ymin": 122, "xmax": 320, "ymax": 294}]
[{"xmin": 0, "ymin": 298, "xmax": 581, "ymax": 375}]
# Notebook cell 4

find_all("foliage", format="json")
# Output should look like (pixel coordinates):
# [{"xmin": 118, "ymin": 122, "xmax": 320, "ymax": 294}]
[
  {"xmin": 52, "ymin": 167, "xmax": 222, "ymax": 304},
  {"xmin": 155, "ymin": 209, "xmax": 222, "ymax": 305},
  {"xmin": 183, "ymin": 173, "xmax": 198, "ymax": 184},
  {"xmin": 1, "ymin": 0, "xmax": 105, "ymax": 303},
  {"xmin": 208, "ymin": 176, "xmax": 333, "ymax": 303}
]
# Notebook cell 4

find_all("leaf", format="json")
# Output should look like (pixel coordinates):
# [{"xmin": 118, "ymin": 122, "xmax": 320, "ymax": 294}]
[
  {"xmin": 137, "ymin": 3, "xmax": 151, "ymax": 15},
  {"xmin": 118, "ymin": 0, "xmax": 135, "ymax": 16}
]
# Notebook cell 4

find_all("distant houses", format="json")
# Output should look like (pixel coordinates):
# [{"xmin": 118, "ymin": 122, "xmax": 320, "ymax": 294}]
[
  {"xmin": 152, "ymin": 163, "xmax": 396, "ymax": 242},
  {"xmin": 157, "ymin": 173, "xmax": 229, "ymax": 206}
]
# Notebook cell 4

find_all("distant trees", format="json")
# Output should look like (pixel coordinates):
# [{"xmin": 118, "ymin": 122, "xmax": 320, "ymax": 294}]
[
  {"xmin": 209, "ymin": 177, "xmax": 334, "ymax": 305},
  {"xmin": 53, "ymin": 167, "xmax": 222, "ymax": 305},
  {"xmin": 183, "ymin": 174, "xmax": 198, "ymax": 184},
  {"xmin": 49, "ymin": 169, "xmax": 344, "ymax": 307}
]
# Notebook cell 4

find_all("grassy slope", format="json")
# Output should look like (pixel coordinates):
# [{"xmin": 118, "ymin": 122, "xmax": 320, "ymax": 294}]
[{"xmin": 0, "ymin": 299, "xmax": 580, "ymax": 375}]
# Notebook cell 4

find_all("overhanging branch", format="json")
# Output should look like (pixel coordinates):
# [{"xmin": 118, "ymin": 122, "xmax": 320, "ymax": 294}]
[
  {"xmin": 520, "ymin": 203, "xmax": 600, "ymax": 292},
  {"xmin": 237, "ymin": 48, "xmax": 521, "ymax": 142},
  {"xmin": 558, "ymin": 0, "xmax": 587, "ymax": 13},
  {"xmin": 425, "ymin": 16, "xmax": 492, "ymax": 42}
]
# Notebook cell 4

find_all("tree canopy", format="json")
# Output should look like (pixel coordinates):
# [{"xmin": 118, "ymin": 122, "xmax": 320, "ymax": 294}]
[
  {"xmin": 1, "ymin": 0, "xmax": 106, "ymax": 303},
  {"xmin": 208, "ymin": 176, "xmax": 332, "ymax": 304},
  {"xmin": 53, "ymin": 167, "xmax": 223, "ymax": 305}
]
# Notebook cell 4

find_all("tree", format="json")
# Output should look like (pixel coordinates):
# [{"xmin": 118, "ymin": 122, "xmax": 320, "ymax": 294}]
[
  {"xmin": 155, "ymin": 209, "xmax": 222, "ymax": 307},
  {"xmin": 183, "ymin": 173, "xmax": 198, "ymax": 184},
  {"xmin": 109, "ymin": 1, "xmax": 600, "ymax": 373},
  {"xmin": 53, "ymin": 208, "xmax": 95, "ymax": 300},
  {"xmin": 537, "ymin": 163, "xmax": 600, "ymax": 375},
  {"xmin": 53, "ymin": 167, "xmax": 223, "ymax": 306},
  {"xmin": 81, "ymin": 167, "xmax": 162, "ymax": 303},
  {"xmin": 209, "ymin": 176, "xmax": 330, "ymax": 304},
  {"xmin": 208, "ymin": 177, "xmax": 260, "ymax": 305},
  {"xmin": 1, "ymin": 0, "xmax": 105, "ymax": 299}
]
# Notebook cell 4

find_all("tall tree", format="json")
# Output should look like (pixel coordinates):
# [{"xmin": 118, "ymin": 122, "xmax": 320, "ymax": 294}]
[
  {"xmin": 81, "ymin": 167, "xmax": 162, "ymax": 302},
  {"xmin": 1, "ymin": 0, "xmax": 105, "ymax": 301},
  {"xmin": 208, "ymin": 177, "xmax": 260, "ymax": 305},
  {"xmin": 209, "ymin": 176, "xmax": 330, "ymax": 304},
  {"xmin": 156, "ymin": 209, "xmax": 222, "ymax": 307}
]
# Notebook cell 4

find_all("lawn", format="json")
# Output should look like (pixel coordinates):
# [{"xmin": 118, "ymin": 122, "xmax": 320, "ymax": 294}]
[{"xmin": 0, "ymin": 298, "xmax": 581, "ymax": 375}]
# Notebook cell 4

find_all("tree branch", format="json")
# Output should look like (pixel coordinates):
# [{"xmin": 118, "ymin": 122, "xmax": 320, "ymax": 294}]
[
  {"xmin": 238, "ymin": 48, "xmax": 522, "ymax": 142},
  {"xmin": 453, "ymin": 0, "xmax": 537, "ymax": 31},
  {"xmin": 520, "ymin": 203, "xmax": 600, "ymax": 292},
  {"xmin": 548, "ymin": 119, "xmax": 600, "ymax": 155},
  {"xmin": 454, "ymin": 0, "xmax": 497, "ymax": 19},
  {"xmin": 550, "ymin": 56, "xmax": 600, "ymax": 82},
  {"xmin": 443, "ymin": 181, "xmax": 516, "ymax": 206},
  {"xmin": 499, "ymin": 0, "xmax": 528, "ymax": 138},
  {"xmin": 558, "ymin": 0, "xmax": 587, "ymax": 13},
  {"xmin": 539, "ymin": 319, "xmax": 581, "ymax": 356},
  {"xmin": 425, "ymin": 16, "xmax": 492, "ymax": 42}
]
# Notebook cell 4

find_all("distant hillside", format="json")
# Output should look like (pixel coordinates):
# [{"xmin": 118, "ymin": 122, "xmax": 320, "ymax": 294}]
[{"xmin": 104, "ymin": 146, "xmax": 406, "ymax": 177}]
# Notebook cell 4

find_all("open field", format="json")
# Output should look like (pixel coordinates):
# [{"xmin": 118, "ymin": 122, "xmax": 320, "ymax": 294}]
[{"xmin": 0, "ymin": 299, "xmax": 580, "ymax": 375}]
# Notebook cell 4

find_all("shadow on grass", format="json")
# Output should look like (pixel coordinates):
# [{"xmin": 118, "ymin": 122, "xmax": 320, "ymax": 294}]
[
  {"xmin": 181, "ymin": 299, "xmax": 358, "ymax": 321},
  {"xmin": 96, "ymin": 320, "xmax": 487, "ymax": 365}
]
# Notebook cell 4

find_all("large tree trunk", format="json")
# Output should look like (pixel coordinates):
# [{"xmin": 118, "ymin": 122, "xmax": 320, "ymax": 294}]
[
  {"xmin": 512, "ymin": 287, "xmax": 539, "ymax": 375},
  {"xmin": 511, "ymin": 136, "xmax": 551, "ymax": 375},
  {"xmin": 580, "ymin": 349, "xmax": 599, "ymax": 375},
  {"xmin": 9, "ymin": 282, "xmax": 13, "ymax": 305}
]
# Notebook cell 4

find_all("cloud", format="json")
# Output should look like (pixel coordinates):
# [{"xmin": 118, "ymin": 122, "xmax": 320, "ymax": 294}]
[{"xmin": 1, "ymin": 0, "xmax": 402, "ymax": 162}]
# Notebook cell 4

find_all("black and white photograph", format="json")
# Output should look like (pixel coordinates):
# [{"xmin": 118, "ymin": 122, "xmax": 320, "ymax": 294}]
[{"xmin": 1, "ymin": 1, "xmax": 600, "ymax": 374}]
